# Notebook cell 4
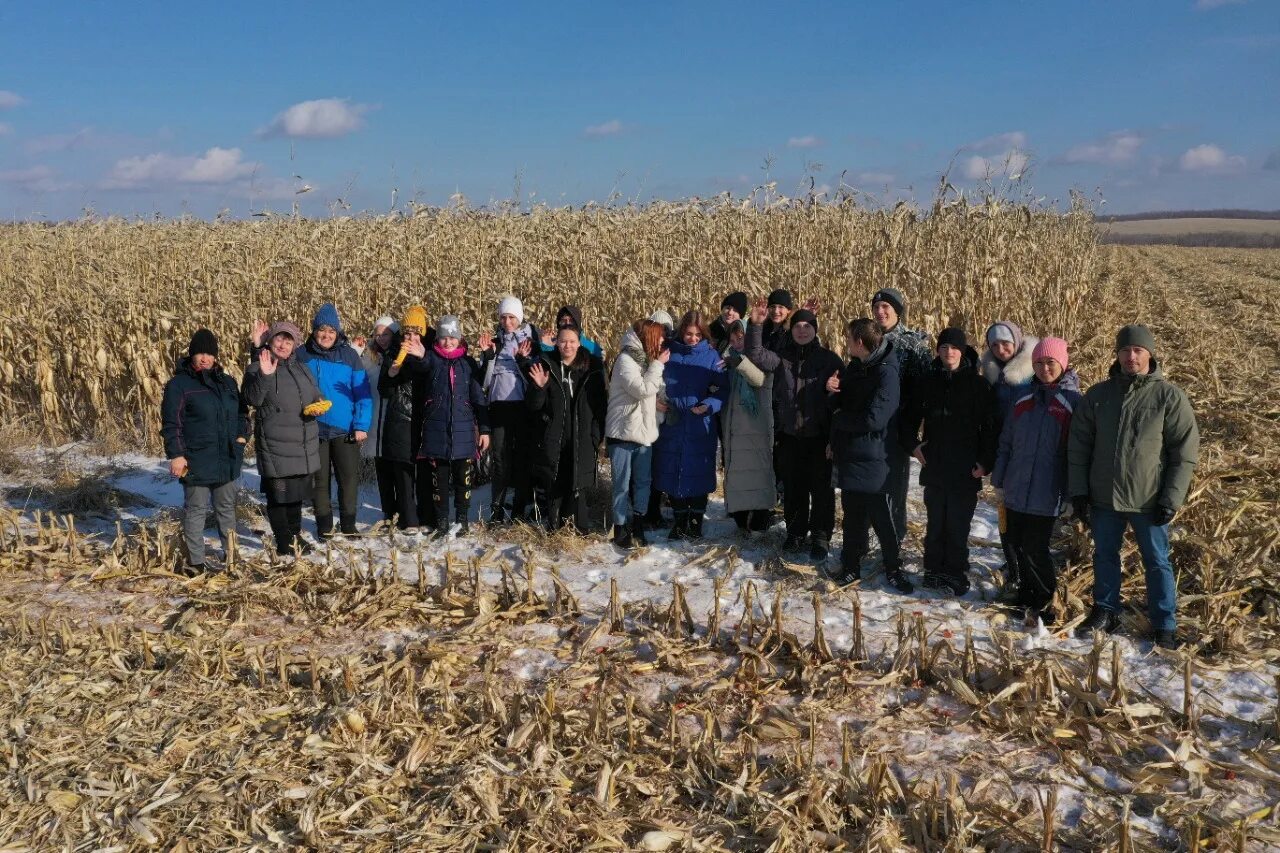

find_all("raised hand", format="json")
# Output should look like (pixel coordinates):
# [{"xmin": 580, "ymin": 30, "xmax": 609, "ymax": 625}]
[
  {"xmin": 258, "ymin": 347, "xmax": 277, "ymax": 376},
  {"xmin": 540, "ymin": 329, "xmax": 554, "ymax": 347},
  {"xmin": 656, "ymin": 348, "xmax": 671, "ymax": 364},
  {"xmin": 517, "ymin": 339, "xmax": 533, "ymax": 358},
  {"xmin": 478, "ymin": 330, "xmax": 495, "ymax": 352},
  {"xmin": 750, "ymin": 297, "xmax": 768, "ymax": 325},
  {"xmin": 801, "ymin": 297, "xmax": 822, "ymax": 314},
  {"xmin": 529, "ymin": 362, "xmax": 549, "ymax": 387},
  {"xmin": 251, "ymin": 319, "xmax": 269, "ymax": 347},
  {"xmin": 404, "ymin": 338, "xmax": 427, "ymax": 359}
]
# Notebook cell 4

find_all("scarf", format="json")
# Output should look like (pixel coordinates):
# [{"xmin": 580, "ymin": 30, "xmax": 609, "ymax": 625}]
[{"xmin": 736, "ymin": 368, "xmax": 758, "ymax": 416}]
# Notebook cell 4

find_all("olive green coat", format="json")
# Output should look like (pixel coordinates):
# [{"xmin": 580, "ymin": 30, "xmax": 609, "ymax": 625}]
[{"xmin": 1067, "ymin": 361, "xmax": 1199, "ymax": 513}]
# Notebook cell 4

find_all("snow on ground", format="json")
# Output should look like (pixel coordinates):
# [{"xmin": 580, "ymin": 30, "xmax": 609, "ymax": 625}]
[{"xmin": 3, "ymin": 445, "xmax": 1279, "ymax": 831}]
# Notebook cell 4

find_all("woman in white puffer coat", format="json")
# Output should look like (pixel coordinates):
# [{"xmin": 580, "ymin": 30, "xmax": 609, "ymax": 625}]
[{"xmin": 605, "ymin": 319, "xmax": 670, "ymax": 550}]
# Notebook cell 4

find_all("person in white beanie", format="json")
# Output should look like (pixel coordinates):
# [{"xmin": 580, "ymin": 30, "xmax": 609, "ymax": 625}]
[{"xmin": 476, "ymin": 295, "xmax": 541, "ymax": 523}]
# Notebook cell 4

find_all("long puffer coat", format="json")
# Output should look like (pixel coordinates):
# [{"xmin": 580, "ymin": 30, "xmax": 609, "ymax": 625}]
[
  {"xmin": 161, "ymin": 358, "xmax": 250, "ymax": 487},
  {"xmin": 722, "ymin": 322, "xmax": 779, "ymax": 514},
  {"xmin": 526, "ymin": 348, "xmax": 608, "ymax": 491},
  {"xmin": 899, "ymin": 346, "xmax": 998, "ymax": 493},
  {"xmin": 828, "ymin": 338, "xmax": 900, "ymax": 494},
  {"xmin": 409, "ymin": 344, "xmax": 490, "ymax": 461},
  {"xmin": 241, "ymin": 355, "xmax": 323, "ymax": 480},
  {"xmin": 653, "ymin": 338, "xmax": 725, "ymax": 498},
  {"xmin": 992, "ymin": 370, "xmax": 1083, "ymax": 517}
]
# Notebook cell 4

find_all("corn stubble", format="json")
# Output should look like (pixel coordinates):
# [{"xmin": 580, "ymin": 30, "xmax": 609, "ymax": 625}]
[{"xmin": 0, "ymin": 202, "xmax": 1277, "ymax": 849}]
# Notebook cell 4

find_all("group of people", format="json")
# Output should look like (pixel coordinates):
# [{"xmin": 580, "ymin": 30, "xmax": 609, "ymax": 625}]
[{"xmin": 160, "ymin": 288, "xmax": 1199, "ymax": 647}]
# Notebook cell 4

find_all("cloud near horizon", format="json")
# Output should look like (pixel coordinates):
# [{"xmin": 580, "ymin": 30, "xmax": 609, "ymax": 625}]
[
  {"xmin": 0, "ymin": 165, "xmax": 71, "ymax": 193},
  {"xmin": 963, "ymin": 150, "xmax": 1030, "ymax": 180},
  {"xmin": 787, "ymin": 135, "xmax": 823, "ymax": 149},
  {"xmin": 259, "ymin": 98, "xmax": 370, "ymax": 139},
  {"xmin": 0, "ymin": 90, "xmax": 24, "ymax": 110},
  {"xmin": 1179, "ymin": 143, "xmax": 1246, "ymax": 173},
  {"xmin": 102, "ymin": 147, "xmax": 259, "ymax": 189},
  {"xmin": 584, "ymin": 119, "xmax": 624, "ymax": 137},
  {"xmin": 1062, "ymin": 131, "xmax": 1144, "ymax": 165}
]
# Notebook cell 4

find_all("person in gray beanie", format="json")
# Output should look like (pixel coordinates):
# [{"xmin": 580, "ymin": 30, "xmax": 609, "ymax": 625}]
[{"xmin": 1068, "ymin": 324, "xmax": 1199, "ymax": 648}]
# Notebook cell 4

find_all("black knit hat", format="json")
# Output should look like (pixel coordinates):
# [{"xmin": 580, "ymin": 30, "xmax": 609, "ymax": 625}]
[
  {"xmin": 720, "ymin": 291, "xmax": 749, "ymax": 317},
  {"xmin": 1115, "ymin": 324, "xmax": 1156, "ymax": 356},
  {"xmin": 871, "ymin": 288, "xmax": 906, "ymax": 318},
  {"xmin": 188, "ymin": 328, "xmax": 219, "ymax": 358},
  {"xmin": 791, "ymin": 309, "xmax": 819, "ymax": 332},
  {"xmin": 767, "ymin": 288, "xmax": 793, "ymax": 309},
  {"xmin": 937, "ymin": 327, "xmax": 968, "ymax": 351}
]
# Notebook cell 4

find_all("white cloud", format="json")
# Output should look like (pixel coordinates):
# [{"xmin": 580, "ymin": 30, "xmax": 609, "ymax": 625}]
[
  {"xmin": 963, "ymin": 150, "xmax": 1030, "ymax": 180},
  {"xmin": 1179, "ymin": 143, "xmax": 1246, "ymax": 173},
  {"xmin": 1062, "ymin": 131, "xmax": 1144, "ymax": 165},
  {"xmin": 0, "ymin": 123, "xmax": 11, "ymax": 137},
  {"xmin": 260, "ymin": 98, "xmax": 369, "ymax": 139},
  {"xmin": 966, "ymin": 131, "xmax": 1027, "ymax": 152},
  {"xmin": 1195, "ymin": 0, "xmax": 1248, "ymax": 9},
  {"xmin": 102, "ymin": 147, "xmax": 259, "ymax": 189},
  {"xmin": 855, "ymin": 172, "xmax": 895, "ymax": 185},
  {"xmin": 584, "ymin": 119, "xmax": 624, "ymax": 137},
  {"xmin": 0, "ymin": 165, "xmax": 70, "ymax": 193},
  {"xmin": 787, "ymin": 135, "xmax": 823, "ymax": 149},
  {"xmin": 0, "ymin": 90, "xmax": 24, "ymax": 110}
]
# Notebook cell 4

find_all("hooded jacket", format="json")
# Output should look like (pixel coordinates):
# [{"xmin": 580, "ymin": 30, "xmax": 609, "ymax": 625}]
[
  {"xmin": 722, "ymin": 322, "xmax": 780, "ymax": 513},
  {"xmin": 161, "ymin": 358, "xmax": 250, "ymax": 487},
  {"xmin": 606, "ymin": 326, "xmax": 666, "ymax": 445},
  {"xmin": 653, "ymin": 337, "xmax": 726, "ymax": 498},
  {"xmin": 525, "ymin": 348, "xmax": 608, "ymax": 491},
  {"xmin": 829, "ymin": 338, "xmax": 900, "ymax": 494},
  {"xmin": 409, "ymin": 343, "xmax": 491, "ymax": 461},
  {"xmin": 242, "ymin": 353, "xmax": 323, "ymax": 480},
  {"xmin": 992, "ymin": 370, "xmax": 1083, "ymax": 516},
  {"xmin": 979, "ymin": 321, "xmax": 1040, "ymax": 426},
  {"xmin": 297, "ymin": 305, "xmax": 373, "ymax": 441},
  {"xmin": 899, "ymin": 346, "xmax": 998, "ymax": 492},
  {"xmin": 540, "ymin": 305, "xmax": 602, "ymax": 358},
  {"xmin": 767, "ymin": 337, "xmax": 843, "ymax": 439},
  {"xmin": 1067, "ymin": 360, "xmax": 1199, "ymax": 513},
  {"xmin": 372, "ymin": 336, "xmax": 424, "ymax": 463}
]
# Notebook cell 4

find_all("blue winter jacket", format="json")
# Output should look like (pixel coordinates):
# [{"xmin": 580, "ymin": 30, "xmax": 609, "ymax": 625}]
[
  {"xmin": 653, "ymin": 338, "xmax": 726, "ymax": 498},
  {"xmin": 297, "ymin": 335, "xmax": 373, "ymax": 441},
  {"xmin": 409, "ymin": 345, "xmax": 490, "ymax": 460},
  {"xmin": 992, "ymin": 370, "xmax": 1083, "ymax": 517}
]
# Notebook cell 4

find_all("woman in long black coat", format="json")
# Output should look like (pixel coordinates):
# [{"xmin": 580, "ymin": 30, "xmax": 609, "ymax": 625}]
[{"xmin": 526, "ymin": 326, "xmax": 608, "ymax": 531}]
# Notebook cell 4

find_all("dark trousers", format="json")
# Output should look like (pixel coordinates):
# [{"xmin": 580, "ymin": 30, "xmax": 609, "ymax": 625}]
[
  {"xmin": 537, "ymin": 441, "xmax": 590, "ymax": 531},
  {"xmin": 731, "ymin": 509, "xmax": 772, "ymax": 531},
  {"xmin": 429, "ymin": 457, "xmax": 472, "ymax": 524},
  {"xmin": 489, "ymin": 401, "xmax": 533, "ymax": 516},
  {"xmin": 883, "ymin": 444, "xmax": 911, "ymax": 544},
  {"xmin": 313, "ymin": 436, "xmax": 361, "ymax": 534},
  {"xmin": 1005, "ymin": 509, "xmax": 1058, "ymax": 610},
  {"xmin": 265, "ymin": 501, "xmax": 303, "ymax": 555},
  {"xmin": 670, "ymin": 494, "xmax": 709, "ymax": 515},
  {"xmin": 413, "ymin": 460, "xmax": 440, "ymax": 529},
  {"xmin": 841, "ymin": 490, "xmax": 901, "ymax": 571},
  {"xmin": 375, "ymin": 458, "xmax": 418, "ymax": 529},
  {"xmin": 922, "ymin": 486, "xmax": 978, "ymax": 581},
  {"xmin": 778, "ymin": 434, "xmax": 834, "ymax": 540}
]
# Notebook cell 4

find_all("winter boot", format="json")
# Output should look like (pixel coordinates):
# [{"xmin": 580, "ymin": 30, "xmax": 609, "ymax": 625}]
[
  {"xmin": 612, "ymin": 524, "xmax": 635, "ymax": 550},
  {"xmin": 809, "ymin": 537, "xmax": 830, "ymax": 561},
  {"xmin": 1152, "ymin": 628, "xmax": 1180, "ymax": 650},
  {"xmin": 668, "ymin": 510, "xmax": 690, "ymax": 541},
  {"xmin": 631, "ymin": 514, "xmax": 649, "ymax": 547},
  {"xmin": 339, "ymin": 514, "xmax": 359, "ymax": 537},
  {"xmin": 783, "ymin": 533, "xmax": 806, "ymax": 552},
  {"xmin": 826, "ymin": 557, "xmax": 860, "ymax": 586},
  {"xmin": 885, "ymin": 566, "xmax": 915, "ymax": 595},
  {"xmin": 688, "ymin": 513, "xmax": 705, "ymax": 539},
  {"xmin": 1074, "ymin": 606, "xmax": 1121, "ymax": 638},
  {"xmin": 315, "ymin": 513, "xmax": 334, "ymax": 541}
]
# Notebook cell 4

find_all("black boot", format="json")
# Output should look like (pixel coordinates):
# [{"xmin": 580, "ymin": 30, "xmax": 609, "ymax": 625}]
[
  {"xmin": 612, "ymin": 524, "xmax": 634, "ymax": 550},
  {"xmin": 339, "ymin": 514, "xmax": 358, "ymax": 536},
  {"xmin": 688, "ymin": 513, "xmax": 704, "ymax": 539},
  {"xmin": 885, "ymin": 566, "xmax": 915, "ymax": 594},
  {"xmin": 810, "ymin": 537, "xmax": 830, "ymax": 561},
  {"xmin": 1074, "ymin": 606, "xmax": 1121, "ymax": 638},
  {"xmin": 668, "ymin": 510, "xmax": 689, "ymax": 541},
  {"xmin": 631, "ymin": 514, "xmax": 649, "ymax": 547},
  {"xmin": 315, "ymin": 513, "xmax": 334, "ymax": 541},
  {"xmin": 642, "ymin": 491, "xmax": 666, "ymax": 528}
]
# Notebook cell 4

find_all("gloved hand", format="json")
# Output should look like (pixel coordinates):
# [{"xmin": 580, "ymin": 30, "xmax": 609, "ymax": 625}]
[
  {"xmin": 1071, "ymin": 496, "xmax": 1091, "ymax": 529},
  {"xmin": 1152, "ymin": 504, "xmax": 1176, "ymax": 526}
]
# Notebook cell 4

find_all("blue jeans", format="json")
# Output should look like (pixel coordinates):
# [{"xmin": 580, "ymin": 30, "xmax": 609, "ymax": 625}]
[
  {"xmin": 609, "ymin": 440, "xmax": 652, "ymax": 526},
  {"xmin": 1091, "ymin": 505, "xmax": 1177, "ymax": 631}
]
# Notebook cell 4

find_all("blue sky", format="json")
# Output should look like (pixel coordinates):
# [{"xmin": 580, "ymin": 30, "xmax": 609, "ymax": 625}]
[{"xmin": 1, "ymin": 0, "xmax": 1277, "ymax": 219}]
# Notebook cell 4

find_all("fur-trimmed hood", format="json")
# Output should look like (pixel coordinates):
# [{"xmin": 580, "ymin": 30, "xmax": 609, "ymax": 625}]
[{"xmin": 979, "ymin": 333, "xmax": 1039, "ymax": 388}]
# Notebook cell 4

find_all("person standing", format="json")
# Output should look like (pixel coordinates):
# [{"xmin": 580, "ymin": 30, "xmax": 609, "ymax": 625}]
[
  {"xmin": 242, "ymin": 321, "xmax": 323, "ymax": 557},
  {"xmin": 710, "ymin": 291, "xmax": 749, "ymax": 353},
  {"xmin": 826, "ymin": 319, "xmax": 914, "ymax": 593},
  {"xmin": 991, "ymin": 337, "xmax": 1082, "ymax": 623},
  {"xmin": 359, "ymin": 316, "xmax": 397, "ymax": 519},
  {"xmin": 526, "ymin": 327, "xmax": 608, "ymax": 531},
  {"xmin": 653, "ymin": 311, "xmax": 725, "ymax": 540},
  {"xmin": 404, "ymin": 314, "xmax": 491, "ymax": 536},
  {"xmin": 606, "ymin": 319, "xmax": 669, "ymax": 549},
  {"xmin": 161, "ymin": 329, "xmax": 250, "ymax": 573},
  {"xmin": 476, "ymin": 296, "xmax": 539, "ymax": 523},
  {"xmin": 899, "ymin": 328, "xmax": 998, "ymax": 596},
  {"xmin": 762, "ymin": 289, "xmax": 795, "ymax": 353},
  {"xmin": 721, "ymin": 308, "xmax": 779, "ymax": 534},
  {"xmin": 766, "ymin": 309, "xmax": 843, "ymax": 558},
  {"xmin": 870, "ymin": 288, "xmax": 932, "ymax": 545},
  {"xmin": 375, "ymin": 306, "xmax": 435, "ymax": 532},
  {"xmin": 540, "ymin": 305, "xmax": 603, "ymax": 358},
  {"xmin": 297, "ymin": 303, "xmax": 372, "ymax": 538},
  {"xmin": 1068, "ymin": 325, "xmax": 1199, "ymax": 648}
]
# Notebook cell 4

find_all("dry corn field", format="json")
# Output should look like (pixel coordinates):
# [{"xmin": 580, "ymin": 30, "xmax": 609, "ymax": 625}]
[{"xmin": 0, "ymin": 204, "xmax": 1278, "ymax": 850}]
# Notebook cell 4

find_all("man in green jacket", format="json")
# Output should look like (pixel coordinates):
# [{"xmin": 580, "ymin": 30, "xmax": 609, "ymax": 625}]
[{"xmin": 1068, "ymin": 325, "xmax": 1199, "ymax": 648}]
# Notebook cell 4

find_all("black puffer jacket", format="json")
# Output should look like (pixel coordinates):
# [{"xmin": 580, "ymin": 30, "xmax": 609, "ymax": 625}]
[
  {"xmin": 767, "ymin": 339, "xmax": 843, "ymax": 439},
  {"xmin": 241, "ymin": 355, "xmax": 323, "ymax": 480},
  {"xmin": 374, "ymin": 335, "xmax": 431, "ymax": 464},
  {"xmin": 161, "ymin": 358, "xmax": 250, "ymax": 487},
  {"xmin": 525, "ymin": 349, "xmax": 608, "ymax": 491},
  {"xmin": 828, "ymin": 339, "xmax": 899, "ymax": 494},
  {"xmin": 898, "ymin": 346, "xmax": 998, "ymax": 492}
]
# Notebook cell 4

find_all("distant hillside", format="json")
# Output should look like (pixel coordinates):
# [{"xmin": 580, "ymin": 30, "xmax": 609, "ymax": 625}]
[{"xmin": 1097, "ymin": 214, "xmax": 1280, "ymax": 248}]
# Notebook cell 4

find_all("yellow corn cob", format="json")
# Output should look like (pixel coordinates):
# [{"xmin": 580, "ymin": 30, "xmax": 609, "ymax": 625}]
[{"xmin": 303, "ymin": 399, "xmax": 333, "ymax": 417}]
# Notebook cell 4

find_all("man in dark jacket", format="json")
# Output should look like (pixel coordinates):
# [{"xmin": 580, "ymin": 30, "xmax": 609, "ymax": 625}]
[
  {"xmin": 161, "ymin": 329, "xmax": 250, "ymax": 573},
  {"xmin": 710, "ymin": 291, "xmax": 749, "ymax": 354},
  {"xmin": 826, "ymin": 319, "xmax": 914, "ymax": 593},
  {"xmin": 1068, "ymin": 325, "xmax": 1199, "ymax": 648},
  {"xmin": 899, "ymin": 328, "xmax": 998, "ymax": 596},
  {"xmin": 760, "ymin": 309, "xmax": 843, "ymax": 558}
]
